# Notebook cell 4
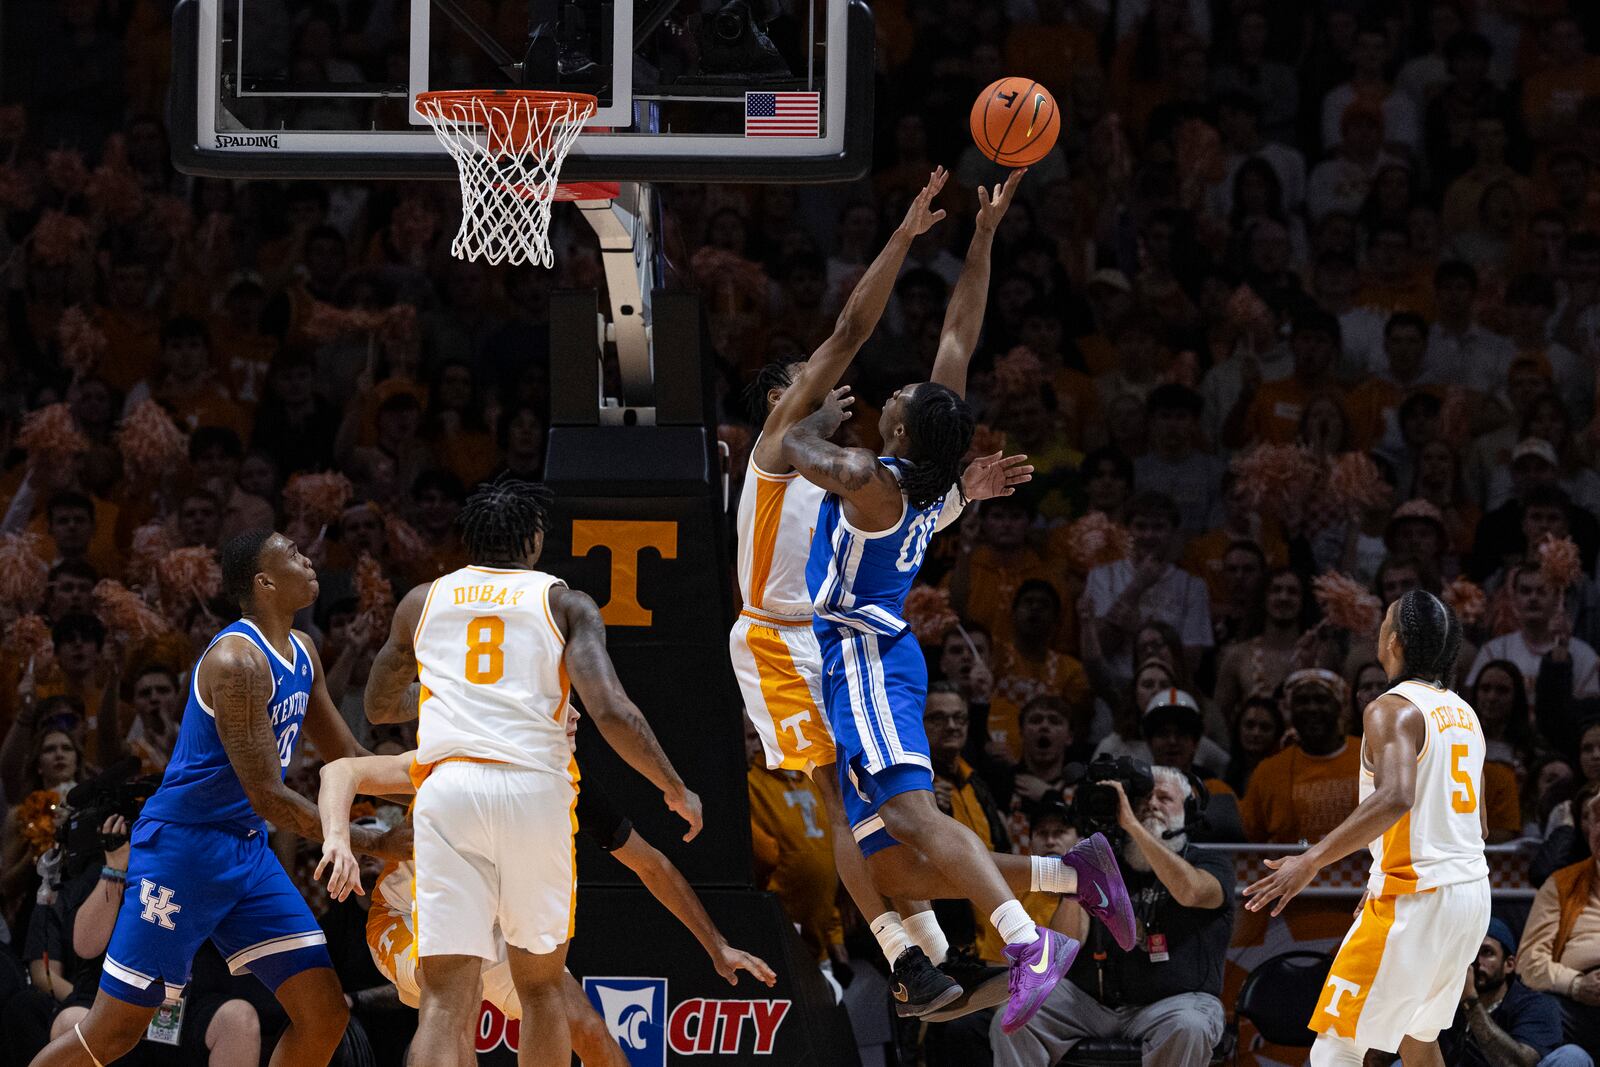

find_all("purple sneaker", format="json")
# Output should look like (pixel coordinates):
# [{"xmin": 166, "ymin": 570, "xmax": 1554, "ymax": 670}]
[
  {"xmin": 1064, "ymin": 832, "xmax": 1136, "ymax": 951},
  {"xmin": 1000, "ymin": 929, "xmax": 1079, "ymax": 1034}
]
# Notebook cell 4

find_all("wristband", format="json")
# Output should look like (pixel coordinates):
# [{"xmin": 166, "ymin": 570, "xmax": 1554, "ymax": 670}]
[
  {"xmin": 101, "ymin": 867, "xmax": 126, "ymax": 883},
  {"xmin": 1570, "ymin": 974, "xmax": 1583, "ymax": 999}
]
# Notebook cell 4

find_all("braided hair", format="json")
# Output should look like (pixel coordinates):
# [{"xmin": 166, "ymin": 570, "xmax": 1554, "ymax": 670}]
[
  {"xmin": 742, "ymin": 359, "xmax": 802, "ymax": 423},
  {"xmin": 458, "ymin": 477, "xmax": 554, "ymax": 565},
  {"xmin": 901, "ymin": 383, "xmax": 975, "ymax": 510},
  {"xmin": 1392, "ymin": 589, "xmax": 1459, "ymax": 685}
]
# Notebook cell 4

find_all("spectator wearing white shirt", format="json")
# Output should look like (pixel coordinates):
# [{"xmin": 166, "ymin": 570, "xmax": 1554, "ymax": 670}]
[
  {"xmin": 1084, "ymin": 492, "xmax": 1214, "ymax": 679},
  {"xmin": 1311, "ymin": 252, "xmax": 1386, "ymax": 382},
  {"xmin": 1208, "ymin": 92, "xmax": 1306, "ymax": 218},
  {"xmin": 1306, "ymin": 105, "xmax": 1407, "ymax": 223},
  {"xmin": 1134, "ymin": 386, "xmax": 1226, "ymax": 535},
  {"xmin": 1425, "ymin": 259, "xmax": 1514, "ymax": 389},
  {"xmin": 1321, "ymin": 25, "xmax": 1422, "ymax": 157},
  {"xmin": 1469, "ymin": 562, "xmax": 1600, "ymax": 707},
  {"xmin": 1395, "ymin": 1, "xmax": 1465, "ymax": 107}
]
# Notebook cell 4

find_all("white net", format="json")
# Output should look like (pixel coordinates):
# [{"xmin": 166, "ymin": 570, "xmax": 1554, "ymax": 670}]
[{"xmin": 415, "ymin": 91, "xmax": 598, "ymax": 267}]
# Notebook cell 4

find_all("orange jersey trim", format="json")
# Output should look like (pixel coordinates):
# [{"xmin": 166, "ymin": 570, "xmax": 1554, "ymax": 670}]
[
  {"xmin": 1379, "ymin": 811, "xmax": 1418, "ymax": 895},
  {"xmin": 1311, "ymin": 894, "xmax": 1397, "ymax": 1038},
  {"xmin": 408, "ymin": 754, "xmax": 511, "ymax": 791},
  {"xmin": 746, "ymin": 476, "xmax": 788, "ymax": 610}
]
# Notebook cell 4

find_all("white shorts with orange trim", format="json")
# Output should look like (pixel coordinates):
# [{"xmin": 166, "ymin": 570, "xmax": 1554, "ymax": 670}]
[
  {"xmin": 412, "ymin": 760, "xmax": 578, "ymax": 960},
  {"xmin": 730, "ymin": 611, "xmax": 836, "ymax": 774},
  {"xmin": 366, "ymin": 888, "xmax": 518, "ymax": 1015},
  {"xmin": 1309, "ymin": 876, "xmax": 1490, "ymax": 1053}
]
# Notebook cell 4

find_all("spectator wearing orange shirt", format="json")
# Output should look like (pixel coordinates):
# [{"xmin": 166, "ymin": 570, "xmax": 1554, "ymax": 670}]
[
  {"xmin": 122, "ymin": 317, "xmax": 252, "ymax": 437},
  {"xmin": 1522, "ymin": 14, "xmax": 1600, "ymax": 146},
  {"xmin": 1345, "ymin": 312, "xmax": 1440, "ymax": 452},
  {"xmin": 1240, "ymin": 669, "xmax": 1361, "ymax": 844},
  {"xmin": 945, "ymin": 494, "xmax": 1066, "ymax": 651},
  {"xmin": 990, "ymin": 581, "xmax": 1091, "ymax": 761},
  {"xmin": 1227, "ymin": 306, "xmax": 1344, "ymax": 447}
]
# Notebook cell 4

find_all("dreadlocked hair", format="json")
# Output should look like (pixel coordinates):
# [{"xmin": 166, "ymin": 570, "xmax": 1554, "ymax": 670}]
[
  {"xmin": 1393, "ymin": 589, "xmax": 1458, "ymax": 685},
  {"xmin": 741, "ymin": 359, "xmax": 803, "ymax": 424},
  {"xmin": 458, "ymin": 477, "xmax": 554, "ymax": 564},
  {"xmin": 901, "ymin": 383, "xmax": 975, "ymax": 510}
]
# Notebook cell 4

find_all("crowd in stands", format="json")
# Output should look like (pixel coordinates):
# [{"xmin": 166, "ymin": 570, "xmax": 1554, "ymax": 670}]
[{"xmin": 1, "ymin": 0, "xmax": 1600, "ymax": 1063}]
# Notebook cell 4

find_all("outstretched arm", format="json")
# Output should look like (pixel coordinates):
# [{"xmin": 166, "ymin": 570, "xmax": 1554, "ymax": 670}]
[
  {"xmin": 206, "ymin": 638, "xmax": 407, "ymax": 860},
  {"xmin": 757, "ymin": 168, "xmax": 949, "ymax": 470},
  {"xmin": 1244, "ymin": 694, "xmax": 1423, "ymax": 914},
  {"xmin": 553, "ymin": 587, "xmax": 704, "ymax": 840},
  {"xmin": 315, "ymin": 752, "xmax": 416, "ymax": 900},
  {"xmin": 931, "ymin": 169, "xmax": 1024, "ymax": 399},
  {"xmin": 613, "ymin": 831, "xmax": 777, "ymax": 986},
  {"xmin": 364, "ymin": 585, "xmax": 430, "ymax": 723}
]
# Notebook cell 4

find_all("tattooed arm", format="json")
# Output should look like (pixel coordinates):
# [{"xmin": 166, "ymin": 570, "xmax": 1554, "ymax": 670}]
[
  {"xmin": 551, "ymin": 586, "xmax": 703, "ymax": 841},
  {"xmin": 204, "ymin": 637, "xmax": 408, "ymax": 860},
  {"xmin": 782, "ymin": 388, "xmax": 904, "ymax": 529},
  {"xmin": 364, "ymin": 584, "xmax": 430, "ymax": 724}
]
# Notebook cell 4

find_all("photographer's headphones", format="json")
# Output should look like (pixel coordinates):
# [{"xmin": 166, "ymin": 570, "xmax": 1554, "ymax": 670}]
[{"xmin": 1177, "ymin": 768, "xmax": 1210, "ymax": 833}]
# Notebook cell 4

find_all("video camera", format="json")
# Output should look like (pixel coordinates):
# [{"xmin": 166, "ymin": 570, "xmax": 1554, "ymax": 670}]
[
  {"xmin": 1064, "ymin": 755, "xmax": 1154, "ymax": 836},
  {"xmin": 57, "ymin": 757, "xmax": 161, "ymax": 878}
]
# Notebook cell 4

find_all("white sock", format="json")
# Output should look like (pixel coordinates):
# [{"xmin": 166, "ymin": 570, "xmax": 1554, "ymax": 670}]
[
  {"xmin": 870, "ymin": 911, "xmax": 913, "ymax": 965},
  {"xmin": 990, "ymin": 900, "xmax": 1039, "ymax": 946},
  {"xmin": 903, "ymin": 910, "xmax": 949, "ymax": 966},
  {"xmin": 1030, "ymin": 855, "xmax": 1078, "ymax": 895}
]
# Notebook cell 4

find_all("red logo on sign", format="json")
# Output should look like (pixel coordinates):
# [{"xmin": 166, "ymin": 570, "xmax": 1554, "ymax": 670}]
[
  {"xmin": 475, "ymin": 998, "xmax": 790, "ymax": 1055},
  {"xmin": 669, "ymin": 999, "xmax": 790, "ymax": 1055}
]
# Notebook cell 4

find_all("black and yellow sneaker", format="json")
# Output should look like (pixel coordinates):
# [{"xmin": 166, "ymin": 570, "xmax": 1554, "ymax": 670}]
[{"xmin": 890, "ymin": 946, "xmax": 963, "ymax": 1018}]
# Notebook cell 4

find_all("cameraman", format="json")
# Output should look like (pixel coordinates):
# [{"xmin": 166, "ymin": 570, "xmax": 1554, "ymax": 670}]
[{"xmin": 991, "ymin": 766, "xmax": 1232, "ymax": 1067}]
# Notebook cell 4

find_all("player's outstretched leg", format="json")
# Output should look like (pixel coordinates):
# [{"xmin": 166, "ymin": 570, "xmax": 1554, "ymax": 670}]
[
  {"xmin": 413, "ymin": 954, "xmax": 487, "ymax": 1067},
  {"xmin": 27, "ymin": 991, "xmax": 155, "ymax": 1067},
  {"xmin": 562, "ymin": 972, "xmax": 628, "ymax": 1067},
  {"xmin": 271, "ymin": 967, "xmax": 350, "ymax": 1067},
  {"xmin": 812, "ymin": 762, "xmax": 958, "ymax": 1015},
  {"xmin": 875, "ymin": 789, "xmax": 1079, "ymax": 1034},
  {"xmin": 507, "ymin": 942, "xmax": 572, "ymax": 1067}
]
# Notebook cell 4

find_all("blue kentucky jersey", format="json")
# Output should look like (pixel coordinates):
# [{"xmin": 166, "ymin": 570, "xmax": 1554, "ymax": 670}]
[
  {"xmin": 139, "ymin": 620, "xmax": 313, "ymax": 834},
  {"xmin": 806, "ymin": 457, "xmax": 948, "ymax": 636}
]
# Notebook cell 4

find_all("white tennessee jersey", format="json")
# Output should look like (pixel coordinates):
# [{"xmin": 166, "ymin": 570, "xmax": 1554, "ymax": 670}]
[
  {"xmin": 735, "ymin": 440, "xmax": 826, "ymax": 621},
  {"xmin": 411, "ymin": 566, "xmax": 573, "ymax": 785},
  {"xmin": 1363, "ymin": 680, "xmax": 1490, "ymax": 896}
]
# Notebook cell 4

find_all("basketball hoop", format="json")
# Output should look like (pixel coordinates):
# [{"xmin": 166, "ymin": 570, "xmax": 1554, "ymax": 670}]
[{"xmin": 415, "ymin": 89, "xmax": 602, "ymax": 267}]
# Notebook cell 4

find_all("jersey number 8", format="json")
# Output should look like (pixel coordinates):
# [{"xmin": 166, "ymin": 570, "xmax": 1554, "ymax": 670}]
[{"xmin": 465, "ymin": 616, "xmax": 506, "ymax": 684}]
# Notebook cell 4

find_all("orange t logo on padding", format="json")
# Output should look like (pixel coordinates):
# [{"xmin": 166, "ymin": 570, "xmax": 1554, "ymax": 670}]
[{"xmin": 572, "ymin": 520, "xmax": 679, "ymax": 626}]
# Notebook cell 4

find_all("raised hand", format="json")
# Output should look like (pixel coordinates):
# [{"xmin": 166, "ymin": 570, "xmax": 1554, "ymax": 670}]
[
  {"xmin": 811, "ymin": 386, "xmax": 856, "ymax": 437},
  {"xmin": 900, "ymin": 167, "xmax": 950, "ymax": 237},
  {"xmin": 975, "ymin": 168, "xmax": 1026, "ymax": 232},
  {"xmin": 961, "ymin": 450, "xmax": 1033, "ymax": 501}
]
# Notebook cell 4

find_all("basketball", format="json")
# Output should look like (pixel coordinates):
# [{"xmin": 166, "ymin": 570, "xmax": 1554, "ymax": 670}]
[{"xmin": 970, "ymin": 77, "xmax": 1060, "ymax": 168}]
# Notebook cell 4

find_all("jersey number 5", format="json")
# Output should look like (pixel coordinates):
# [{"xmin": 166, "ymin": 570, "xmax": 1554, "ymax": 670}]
[
  {"xmin": 1449, "ymin": 744, "xmax": 1478, "ymax": 814},
  {"xmin": 465, "ymin": 616, "xmax": 506, "ymax": 684}
]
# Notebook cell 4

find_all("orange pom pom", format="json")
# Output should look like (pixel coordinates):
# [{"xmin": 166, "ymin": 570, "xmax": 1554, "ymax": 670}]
[
  {"xmin": 58, "ymin": 306, "xmax": 107, "ymax": 379},
  {"xmin": 150, "ymin": 197, "xmax": 195, "ymax": 243},
  {"xmin": 44, "ymin": 150, "xmax": 88, "ymax": 196},
  {"xmin": 382, "ymin": 513, "xmax": 430, "ymax": 566},
  {"xmin": 29, "ymin": 211, "xmax": 91, "ymax": 267},
  {"xmin": 0, "ymin": 532, "xmax": 50, "ymax": 612},
  {"xmin": 355, "ymin": 553, "xmax": 395, "ymax": 635},
  {"xmin": 1313, "ymin": 572, "xmax": 1383, "ymax": 635},
  {"xmin": 156, "ymin": 547, "xmax": 222, "ymax": 615},
  {"xmin": 1231, "ymin": 444, "xmax": 1324, "ymax": 513},
  {"xmin": 6, "ymin": 613, "xmax": 54, "ymax": 675},
  {"xmin": 992, "ymin": 347, "xmax": 1045, "ymax": 400},
  {"xmin": 284, "ymin": 472, "xmax": 354, "ymax": 528},
  {"xmin": 86, "ymin": 161, "xmax": 144, "ymax": 225},
  {"xmin": 1226, "ymin": 285, "xmax": 1272, "ymax": 331},
  {"xmin": 903, "ymin": 584, "xmax": 959, "ymax": 645},
  {"xmin": 94, "ymin": 580, "xmax": 172, "ymax": 642},
  {"xmin": 18, "ymin": 790, "xmax": 62, "ymax": 858},
  {"xmin": 1062, "ymin": 513, "xmax": 1132, "ymax": 572},
  {"xmin": 116, "ymin": 399, "xmax": 188, "ymax": 481},
  {"xmin": 1537, "ymin": 534, "xmax": 1583, "ymax": 592},
  {"xmin": 18, "ymin": 403, "xmax": 88, "ymax": 458},
  {"xmin": 127, "ymin": 521, "xmax": 177, "ymax": 588},
  {"xmin": 1326, "ymin": 452, "xmax": 1391, "ymax": 517},
  {"xmin": 1442, "ymin": 577, "xmax": 1487, "ymax": 627}
]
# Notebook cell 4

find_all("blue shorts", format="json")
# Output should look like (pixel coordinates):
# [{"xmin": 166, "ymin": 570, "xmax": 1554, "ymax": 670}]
[
  {"xmin": 817, "ymin": 625, "xmax": 933, "ymax": 856},
  {"xmin": 100, "ymin": 818, "xmax": 331, "ymax": 1007}
]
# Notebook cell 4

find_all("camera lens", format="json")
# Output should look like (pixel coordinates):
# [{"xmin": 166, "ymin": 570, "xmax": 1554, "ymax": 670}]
[{"xmin": 713, "ymin": 9, "xmax": 745, "ymax": 42}]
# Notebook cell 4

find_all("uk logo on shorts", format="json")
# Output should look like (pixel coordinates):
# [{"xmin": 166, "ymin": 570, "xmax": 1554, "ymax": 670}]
[
  {"xmin": 138, "ymin": 879, "xmax": 181, "ymax": 929},
  {"xmin": 583, "ymin": 977, "xmax": 666, "ymax": 1067}
]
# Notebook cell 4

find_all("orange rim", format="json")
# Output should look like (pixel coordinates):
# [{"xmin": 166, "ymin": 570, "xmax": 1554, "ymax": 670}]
[{"xmin": 415, "ymin": 89, "xmax": 600, "ymax": 156}]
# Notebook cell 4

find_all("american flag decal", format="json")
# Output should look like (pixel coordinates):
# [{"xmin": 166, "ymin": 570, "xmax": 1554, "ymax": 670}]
[{"xmin": 745, "ymin": 92, "xmax": 821, "ymax": 137}]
